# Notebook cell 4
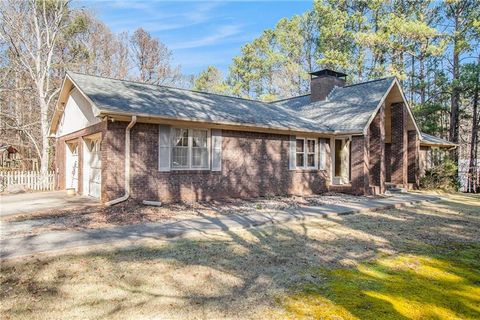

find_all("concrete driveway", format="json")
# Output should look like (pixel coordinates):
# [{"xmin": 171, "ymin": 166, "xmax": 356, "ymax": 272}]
[
  {"xmin": 0, "ymin": 191, "xmax": 100, "ymax": 218},
  {"xmin": 0, "ymin": 193, "xmax": 440, "ymax": 259}
]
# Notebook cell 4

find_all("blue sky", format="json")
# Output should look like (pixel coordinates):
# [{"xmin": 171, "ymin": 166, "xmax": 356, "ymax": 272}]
[{"xmin": 77, "ymin": 1, "xmax": 313, "ymax": 76}]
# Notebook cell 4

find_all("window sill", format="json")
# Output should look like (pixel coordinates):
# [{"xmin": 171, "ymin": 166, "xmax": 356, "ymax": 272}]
[
  {"xmin": 293, "ymin": 168, "xmax": 326, "ymax": 173},
  {"xmin": 160, "ymin": 169, "xmax": 212, "ymax": 174}
]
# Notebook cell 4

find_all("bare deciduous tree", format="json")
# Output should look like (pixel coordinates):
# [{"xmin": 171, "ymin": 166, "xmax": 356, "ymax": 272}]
[
  {"xmin": 130, "ymin": 27, "xmax": 181, "ymax": 85},
  {"xmin": 0, "ymin": 0, "xmax": 71, "ymax": 173}
]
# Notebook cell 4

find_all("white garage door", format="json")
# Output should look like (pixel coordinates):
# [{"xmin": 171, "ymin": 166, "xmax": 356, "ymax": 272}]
[
  {"xmin": 66, "ymin": 143, "xmax": 79, "ymax": 191},
  {"xmin": 88, "ymin": 140, "xmax": 101, "ymax": 198}
]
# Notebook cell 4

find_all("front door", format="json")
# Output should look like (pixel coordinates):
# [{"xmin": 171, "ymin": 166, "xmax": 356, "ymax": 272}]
[{"xmin": 333, "ymin": 138, "xmax": 350, "ymax": 185}]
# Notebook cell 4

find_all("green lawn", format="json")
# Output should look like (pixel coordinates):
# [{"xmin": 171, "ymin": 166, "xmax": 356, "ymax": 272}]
[
  {"xmin": 279, "ymin": 245, "xmax": 480, "ymax": 319},
  {"xmin": 1, "ymin": 192, "xmax": 479, "ymax": 319}
]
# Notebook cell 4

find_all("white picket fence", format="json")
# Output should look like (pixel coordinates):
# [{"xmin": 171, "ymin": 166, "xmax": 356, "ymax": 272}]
[{"xmin": 0, "ymin": 170, "xmax": 56, "ymax": 192}]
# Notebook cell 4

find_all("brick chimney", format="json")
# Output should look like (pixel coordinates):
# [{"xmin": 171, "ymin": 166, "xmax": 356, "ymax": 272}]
[{"xmin": 309, "ymin": 69, "xmax": 347, "ymax": 102}]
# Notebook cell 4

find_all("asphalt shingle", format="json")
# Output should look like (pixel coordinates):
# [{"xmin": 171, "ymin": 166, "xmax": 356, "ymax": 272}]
[
  {"xmin": 68, "ymin": 72, "xmax": 330, "ymax": 133},
  {"xmin": 273, "ymin": 77, "xmax": 395, "ymax": 133},
  {"xmin": 68, "ymin": 72, "xmax": 399, "ymax": 134},
  {"xmin": 420, "ymin": 132, "xmax": 456, "ymax": 147}
]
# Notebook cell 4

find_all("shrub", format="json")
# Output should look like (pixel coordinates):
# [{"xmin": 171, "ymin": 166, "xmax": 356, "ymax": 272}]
[{"xmin": 420, "ymin": 158, "xmax": 459, "ymax": 191}]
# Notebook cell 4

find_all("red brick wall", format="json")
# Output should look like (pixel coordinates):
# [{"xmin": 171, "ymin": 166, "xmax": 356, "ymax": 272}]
[
  {"xmin": 351, "ymin": 135, "xmax": 370, "ymax": 195},
  {"xmin": 407, "ymin": 130, "xmax": 420, "ymax": 187},
  {"xmin": 104, "ymin": 122, "xmax": 331, "ymax": 203},
  {"xmin": 390, "ymin": 102, "xmax": 408, "ymax": 187},
  {"xmin": 369, "ymin": 103, "xmax": 386, "ymax": 193},
  {"xmin": 385, "ymin": 143, "xmax": 392, "ymax": 182},
  {"xmin": 102, "ymin": 121, "xmax": 127, "ymax": 201},
  {"xmin": 310, "ymin": 76, "xmax": 346, "ymax": 102}
]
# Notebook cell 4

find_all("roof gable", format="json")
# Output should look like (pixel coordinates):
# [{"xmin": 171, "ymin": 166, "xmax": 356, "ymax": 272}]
[
  {"xmin": 303, "ymin": 77, "xmax": 395, "ymax": 133},
  {"xmin": 56, "ymin": 87, "xmax": 100, "ymax": 137},
  {"xmin": 273, "ymin": 77, "xmax": 421, "ymax": 136}
]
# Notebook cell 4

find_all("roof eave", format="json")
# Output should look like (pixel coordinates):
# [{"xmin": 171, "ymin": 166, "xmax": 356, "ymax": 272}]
[
  {"xmin": 98, "ymin": 110, "xmax": 363, "ymax": 136},
  {"xmin": 420, "ymin": 139, "xmax": 458, "ymax": 148},
  {"xmin": 420, "ymin": 142, "xmax": 458, "ymax": 148}
]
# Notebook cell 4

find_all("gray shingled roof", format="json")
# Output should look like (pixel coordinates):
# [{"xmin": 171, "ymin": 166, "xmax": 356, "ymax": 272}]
[
  {"xmin": 273, "ymin": 77, "xmax": 395, "ymax": 133},
  {"xmin": 273, "ymin": 94, "xmax": 311, "ymax": 110},
  {"xmin": 67, "ymin": 72, "xmax": 404, "ymax": 135},
  {"xmin": 420, "ymin": 132, "xmax": 457, "ymax": 147},
  {"xmin": 68, "ymin": 72, "xmax": 330, "ymax": 133},
  {"xmin": 62, "ymin": 72, "xmax": 454, "ymax": 147}
]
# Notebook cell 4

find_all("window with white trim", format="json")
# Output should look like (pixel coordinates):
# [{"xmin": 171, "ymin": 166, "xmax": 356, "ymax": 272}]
[
  {"xmin": 171, "ymin": 128, "xmax": 209, "ymax": 169},
  {"xmin": 296, "ymin": 138, "xmax": 317, "ymax": 168},
  {"xmin": 191, "ymin": 129, "xmax": 208, "ymax": 168},
  {"xmin": 296, "ymin": 139, "xmax": 304, "ymax": 167}
]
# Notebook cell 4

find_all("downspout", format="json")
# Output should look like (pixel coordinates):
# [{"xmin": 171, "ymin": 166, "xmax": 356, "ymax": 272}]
[{"xmin": 105, "ymin": 116, "xmax": 137, "ymax": 206}]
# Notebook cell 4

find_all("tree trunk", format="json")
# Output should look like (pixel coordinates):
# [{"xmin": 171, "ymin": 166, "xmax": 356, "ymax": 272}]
[
  {"xmin": 449, "ymin": 15, "xmax": 460, "ymax": 163},
  {"xmin": 419, "ymin": 56, "xmax": 426, "ymax": 105},
  {"xmin": 467, "ymin": 60, "xmax": 479, "ymax": 192},
  {"xmin": 410, "ymin": 54, "xmax": 415, "ymax": 105},
  {"xmin": 37, "ymin": 79, "xmax": 50, "ymax": 174}
]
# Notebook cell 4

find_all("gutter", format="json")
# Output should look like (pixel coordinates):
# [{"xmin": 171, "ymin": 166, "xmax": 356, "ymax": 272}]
[
  {"xmin": 105, "ymin": 115, "xmax": 137, "ymax": 206},
  {"xmin": 97, "ymin": 110, "xmax": 363, "ymax": 137}
]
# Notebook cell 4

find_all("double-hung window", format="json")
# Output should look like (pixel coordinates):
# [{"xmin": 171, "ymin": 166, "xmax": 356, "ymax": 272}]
[
  {"xmin": 171, "ymin": 128, "xmax": 209, "ymax": 169},
  {"xmin": 191, "ymin": 129, "xmax": 208, "ymax": 168},
  {"xmin": 296, "ymin": 138, "xmax": 317, "ymax": 169}
]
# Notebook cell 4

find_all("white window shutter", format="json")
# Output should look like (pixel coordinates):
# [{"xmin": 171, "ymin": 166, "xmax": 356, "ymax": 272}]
[
  {"xmin": 319, "ymin": 138, "xmax": 327, "ymax": 170},
  {"xmin": 289, "ymin": 135, "xmax": 296, "ymax": 170},
  {"xmin": 158, "ymin": 124, "xmax": 171, "ymax": 171},
  {"xmin": 211, "ymin": 129, "xmax": 222, "ymax": 171}
]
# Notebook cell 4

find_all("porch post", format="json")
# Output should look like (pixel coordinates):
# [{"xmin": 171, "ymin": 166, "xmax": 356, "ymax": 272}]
[{"xmin": 369, "ymin": 102, "xmax": 386, "ymax": 193}]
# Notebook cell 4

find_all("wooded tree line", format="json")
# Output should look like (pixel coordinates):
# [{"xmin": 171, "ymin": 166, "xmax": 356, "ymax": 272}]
[
  {"xmin": 193, "ymin": 0, "xmax": 479, "ymax": 191},
  {"xmin": 0, "ymin": 0, "xmax": 479, "ymax": 192},
  {"xmin": 0, "ymin": 0, "xmax": 189, "ymax": 173}
]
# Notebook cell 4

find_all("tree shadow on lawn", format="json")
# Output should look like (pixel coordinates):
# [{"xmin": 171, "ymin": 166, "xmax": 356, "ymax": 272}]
[
  {"xmin": 1, "ymin": 197, "xmax": 480, "ymax": 319},
  {"xmin": 281, "ymin": 246, "xmax": 480, "ymax": 319}
]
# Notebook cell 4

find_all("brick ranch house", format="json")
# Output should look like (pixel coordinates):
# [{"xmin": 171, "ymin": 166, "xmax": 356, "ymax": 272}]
[{"xmin": 49, "ymin": 69, "xmax": 455, "ymax": 204}]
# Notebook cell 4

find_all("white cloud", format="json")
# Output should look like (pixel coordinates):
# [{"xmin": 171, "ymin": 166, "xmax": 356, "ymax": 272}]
[
  {"xmin": 96, "ymin": 1, "xmax": 224, "ymax": 33},
  {"xmin": 170, "ymin": 24, "xmax": 244, "ymax": 49}
]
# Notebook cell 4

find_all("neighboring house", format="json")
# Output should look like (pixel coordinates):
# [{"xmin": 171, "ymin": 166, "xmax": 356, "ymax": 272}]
[
  {"xmin": 49, "ymin": 69, "xmax": 456, "ymax": 203},
  {"xmin": 0, "ymin": 144, "xmax": 20, "ymax": 168},
  {"xmin": 0, "ymin": 144, "xmax": 40, "ymax": 171}
]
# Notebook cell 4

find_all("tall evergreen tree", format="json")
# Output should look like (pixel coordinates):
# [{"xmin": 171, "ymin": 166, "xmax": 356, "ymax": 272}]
[{"xmin": 193, "ymin": 66, "xmax": 229, "ymax": 95}]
